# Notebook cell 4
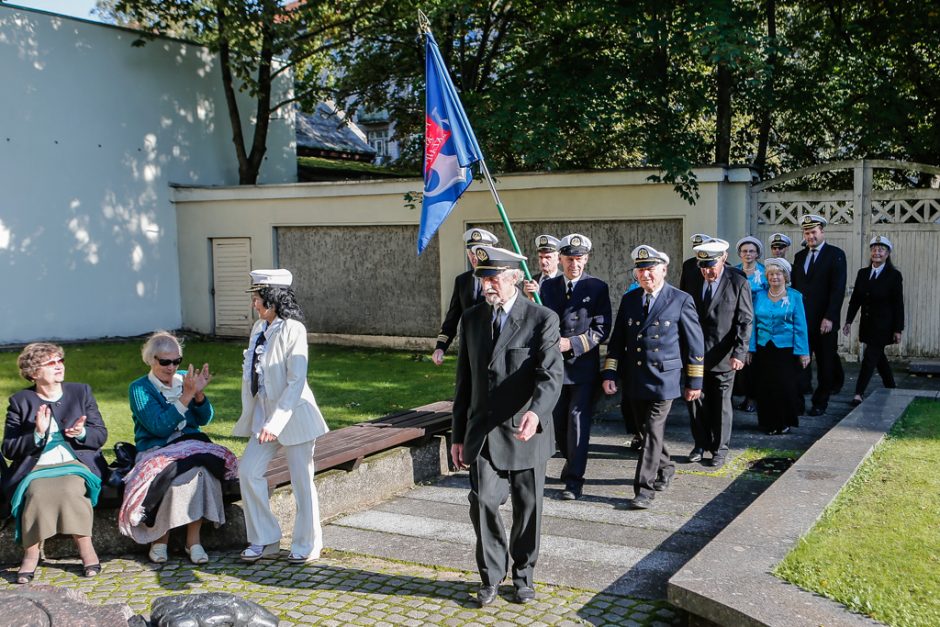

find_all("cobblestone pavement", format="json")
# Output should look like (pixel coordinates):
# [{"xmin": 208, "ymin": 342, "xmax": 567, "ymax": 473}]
[{"xmin": 0, "ymin": 551, "xmax": 683, "ymax": 626}]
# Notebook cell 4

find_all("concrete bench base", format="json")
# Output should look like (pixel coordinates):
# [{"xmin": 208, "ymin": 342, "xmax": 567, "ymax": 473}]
[{"xmin": 1, "ymin": 435, "xmax": 449, "ymax": 564}]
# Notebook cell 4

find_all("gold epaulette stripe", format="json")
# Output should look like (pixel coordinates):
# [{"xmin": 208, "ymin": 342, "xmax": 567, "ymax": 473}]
[
  {"xmin": 436, "ymin": 334, "xmax": 449, "ymax": 342},
  {"xmin": 579, "ymin": 334, "xmax": 591, "ymax": 353},
  {"xmin": 603, "ymin": 358, "xmax": 619, "ymax": 371},
  {"xmin": 687, "ymin": 365, "xmax": 705, "ymax": 377}
]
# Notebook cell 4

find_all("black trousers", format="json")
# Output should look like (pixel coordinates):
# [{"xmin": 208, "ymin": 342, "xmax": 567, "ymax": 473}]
[
  {"xmin": 552, "ymin": 382, "xmax": 595, "ymax": 492},
  {"xmin": 468, "ymin": 449, "xmax": 545, "ymax": 589},
  {"xmin": 856, "ymin": 342, "xmax": 896, "ymax": 395},
  {"xmin": 687, "ymin": 369, "xmax": 735, "ymax": 458},
  {"xmin": 805, "ymin": 328, "xmax": 841, "ymax": 409},
  {"xmin": 630, "ymin": 398, "xmax": 675, "ymax": 499}
]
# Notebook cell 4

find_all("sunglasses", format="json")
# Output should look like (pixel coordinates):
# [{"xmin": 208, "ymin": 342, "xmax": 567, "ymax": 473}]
[
  {"xmin": 40, "ymin": 358, "xmax": 65, "ymax": 368},
  {"xmin": 156, "ymin": 358, "xmax": 183, "ymax": 367}
]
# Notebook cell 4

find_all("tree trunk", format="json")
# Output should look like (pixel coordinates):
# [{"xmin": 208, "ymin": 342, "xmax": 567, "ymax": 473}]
[
  {"xmin": 216, "ymin": 2, "xmax": 253, "ymax": 184},
  {"xmin": 754, "ymin": 0, "xmax": 777, "ymax": 176},
  {"xmin": 715, "ymin": 61, "xmax": 732, "ymax": 165}
]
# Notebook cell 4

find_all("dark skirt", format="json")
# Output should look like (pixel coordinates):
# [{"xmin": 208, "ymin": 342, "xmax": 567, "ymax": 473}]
[{"xmin": 754, "ymin": 341, "xmax": 802, "ymax": 432}]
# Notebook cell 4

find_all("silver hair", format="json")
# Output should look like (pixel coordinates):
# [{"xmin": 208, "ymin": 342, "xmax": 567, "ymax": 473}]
[{"xmin": 141, "ymin": 330, "xmax": 182, "ymax": 366}]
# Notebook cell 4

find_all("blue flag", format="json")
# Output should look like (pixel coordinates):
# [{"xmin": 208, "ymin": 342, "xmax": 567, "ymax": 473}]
[{"xmin": 418, "ymin": 32, "xmax": 485, "ymax": 255}]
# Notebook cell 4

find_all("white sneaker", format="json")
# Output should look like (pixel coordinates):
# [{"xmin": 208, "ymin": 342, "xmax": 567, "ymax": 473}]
[
  {"xmin": 186, "ymin": 544, "xmax": 209, "ymax": 564},
  {"xmin": 148, "ymin": 543, "xmax": 168, "ymax": 563},
  {"xmin": 240, "ymin": 543, "xmax": 280, "ymax": 562}
]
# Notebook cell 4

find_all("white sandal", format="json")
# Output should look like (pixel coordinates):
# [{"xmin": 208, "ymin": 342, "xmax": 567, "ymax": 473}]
[
  {"xmin": 186, "ymin": 544, "xmax": 209, "ymax": 564},
  {"xmin": 240, "ymin": 543, "xmax": 280, "ymax": 562},
  {"xmin": 148, "ymin": 543, "xmax": 168, "ymax": 563}
]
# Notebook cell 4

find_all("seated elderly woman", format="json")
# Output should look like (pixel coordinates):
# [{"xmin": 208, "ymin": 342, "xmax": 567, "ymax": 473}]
[
  {"xmin": 119, "ymin": 331, "xmax": 237, "ymax": 565},
  {"xmin": 2, "ymin": 343, "xmax": 108, "ymax": 584},
  {"xmin": 748, "ymin": 258, "xmax": 811, "ymax": 434}
]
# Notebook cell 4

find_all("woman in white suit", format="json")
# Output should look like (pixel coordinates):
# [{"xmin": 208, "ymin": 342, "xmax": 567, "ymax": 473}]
[{"xmin": 234, "ymin": 269, "xmax": 329, "ymax": 563}]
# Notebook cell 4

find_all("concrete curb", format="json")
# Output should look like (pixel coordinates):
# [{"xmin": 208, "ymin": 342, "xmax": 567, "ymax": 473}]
[
  {"xmin": 4, "ymin": 435, "xmax": 449, "ymax": 563},
  {"xmin": 667, "ymin": 388, "xmax": 939, "ymax": 626}
]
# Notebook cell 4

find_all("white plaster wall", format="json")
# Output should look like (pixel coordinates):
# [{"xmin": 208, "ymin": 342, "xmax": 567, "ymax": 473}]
[{"xmin": 0, "ymin": 6, "xmax": 296, "ymax": 343}]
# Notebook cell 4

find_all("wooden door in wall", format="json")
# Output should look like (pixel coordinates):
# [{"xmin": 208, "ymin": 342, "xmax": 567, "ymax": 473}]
[{"xmin": 211, "ymin": 238, "xmax": 253, "ymax": 337}]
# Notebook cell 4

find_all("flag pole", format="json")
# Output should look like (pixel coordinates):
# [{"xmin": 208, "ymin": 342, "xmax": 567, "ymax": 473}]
[{"xmin": 478, "ymin": 159, "xmax": 541, "ymax": 304}]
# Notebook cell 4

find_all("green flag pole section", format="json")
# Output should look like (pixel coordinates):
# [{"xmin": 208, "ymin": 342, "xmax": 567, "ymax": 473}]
[{"xmin": 478, "ymin": 159, "xmax": 541, "ymax": 305}]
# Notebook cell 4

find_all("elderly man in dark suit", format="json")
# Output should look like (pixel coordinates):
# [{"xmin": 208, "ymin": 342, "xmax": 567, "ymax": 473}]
[
  {"xmin": 522, "ymin": 234, "xmax": 561, "ymax": 297},
  {"xmin": 451, "ymin": 245, "xmax": 563, "ymax": 607},
  {"xmin": 791, "ymin": 214, "xmax": 847, "ymax": 415},
  {"xmin": 683, "ymin": 240, "xmax": 753, "ymax": 468},
  {"xmin": 539, "ymin": 233, "xmax": 611, "ymax": 500},
  {"xmin": 602, "ymin": 245, "xmax": 704, "ymax": 510},
  {"xmin": 431, "ymin": 228, "xmax": 499, "ymax": 366}
]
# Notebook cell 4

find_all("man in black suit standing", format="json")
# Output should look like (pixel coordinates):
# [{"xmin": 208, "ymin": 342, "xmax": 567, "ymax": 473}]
[
  {"xmin": 451, "ymin": 245, "xmax": 563, "ymax": 607},
  {"xmin": 791, "ymin": 214, "xmax": 847, "ymax": 416},
  {"xmin": 602, "ymin": 245, "xmax": 704, "ymax": 510},
  {"xmin": 679, "ymin": 233, "xmax": 713, "ymax": 294},
  {"xmin": 683, "ymin": 240, "xmax": 753, "ymax": 468},
  {"xmin": 539, "ymin": 234, "xmax": 611, "ymax": 500},
  {"xmin": 432, "ymin": 228, "xmax": 498, "ymax": 366},
  {"xmin": 522, "ymin": 234, "xmax": 561, "ymax": 298}
]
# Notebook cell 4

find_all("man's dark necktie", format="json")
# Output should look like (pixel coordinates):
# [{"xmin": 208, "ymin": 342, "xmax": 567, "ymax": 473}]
[
  {"xmin": 703, "ymin": 281, "xmax": 713, "ymax": 308},
  {"xmin": 492, "ymin": 306, "xmax": 503, "ymax": 344},
  {"xmin": 870, "ymin": 269, "xmax": 877, "ymax": 281},
  {"xmin": 643, "ymin": 294, "xmax": 651, "ymax": 317},
  {"xmin": 807, "ymin": 248, "xmax": 818, "ymax": 273},
  {"xmin": 566, "ymin": 282, "xmax": 573, "ymax": 300},
  {"xmin": 250, "ymin": 330, "xmax": 267, "ymax": 397}
]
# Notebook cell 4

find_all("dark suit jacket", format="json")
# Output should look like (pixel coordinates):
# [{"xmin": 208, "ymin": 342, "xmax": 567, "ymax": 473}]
[
  {"xmin": 539, "ymin": 274, "xmax": 611, "ymax": 384},
  {"xmin": 436, "ymin": 270, "xmax": 483, "ymax": 352},
  {"xmin": 2, "ymin": 383, "xmax": 109, "ymax": 504},
  {"xmin": 685, "ymin": 267, "xmax": 754, "ymax": 372},
  {"xmin": 452, "ymin": 294, "xmax": 563, "ymax": 471},
  {"xmin": 680, "ymin": 259, "xmax": 744, "ymax": 295},
  {"xmin": 603, "ymin": 283, "xmax": 705, "ymax": 400},
  {"xmin": 792, "ymin": 242, "xmax": 847, "ymax": 327},
  {"xmin": 845, "ymin": 264, "xmax": 904, "ymax": 345}
]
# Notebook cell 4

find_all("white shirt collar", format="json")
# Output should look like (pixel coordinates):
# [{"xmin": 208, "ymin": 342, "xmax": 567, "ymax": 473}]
[{"xmin": 148, "ymin": 371, "xmax": 183, "ymax": 402}]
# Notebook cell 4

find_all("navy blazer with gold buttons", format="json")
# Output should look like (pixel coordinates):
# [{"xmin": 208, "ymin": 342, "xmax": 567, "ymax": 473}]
[{"xmin": 540, "ymin": 274, "xmax": 611, "ymax": 385}]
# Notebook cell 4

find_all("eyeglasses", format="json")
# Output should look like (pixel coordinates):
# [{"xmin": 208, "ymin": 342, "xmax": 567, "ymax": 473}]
[
  {"xmin": 156, "ymin": 357, "xmax": 183, "ymax": 367},
  {"xmin": 40, "ymin": 358, "xmax": 65, "ymax": 368}
]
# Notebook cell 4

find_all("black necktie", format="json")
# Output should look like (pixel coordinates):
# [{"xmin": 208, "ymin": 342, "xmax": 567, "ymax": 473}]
[
  {"xmin": 703, "ymin": 282, "xmax": 713, "ymax": 307},
  {"xmin": 643, "ymin": 293, "xmax": 651, "ymax": 317},
  {"xmin": 566, "ymin": 282, "xmax": 573, "ymax": 300},
  {"xmin": 250, "ymin": 330, "xmax": 267, "ymax": 396},
  {"xmin": 492, "ymin": 307, "xmax": 503, "ymax": 344},
  {"xmin": 870, "ymin": 269, "xmax": 877, "ymax": 281},
  {"xmin": 807, "ymin": 248, "xmax": 818, "ymax": 273}
]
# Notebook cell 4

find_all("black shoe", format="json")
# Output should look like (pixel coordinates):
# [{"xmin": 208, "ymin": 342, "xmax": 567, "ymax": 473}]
[
  {"xmin": 653, "ymin": 472, "xmax": 673, "ymax": 491},
  {"xmin": 476, "ymin": 585, "xmax": 498, "ymax": 607},
  {"xmin": 559, "ymin": 489, "xmax": 579, "ymax": 501},
  {"xmin": 629, "ymin": 494, "xmax": 653, "ymax": 509},
  {"xmin": 629, "ymin": 435, "xmax": 644, "ymax": 451},
  {"xmin": 688, "ymin": 447, "xmax": 704, "ymax": 463},
  {"xmin": 710, "ymin": 456, "xmax": 726, "ymax": 469},
  {"xmin": 808, "ymin": 406, "xmax": 825, "ymax": 417},
  {"xmin": 16, "ymin": 571, "xmax": 35, "ymax": 585},
  {"xmin": 850, "ymin": 398, "xmax": 863, "ymax": 407},
  {"xmin": 514, "ymin": 586, "xmax": 536, "ymax": 604}
]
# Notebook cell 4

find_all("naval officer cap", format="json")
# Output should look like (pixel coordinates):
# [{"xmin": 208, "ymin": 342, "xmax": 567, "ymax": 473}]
[
  {"xmin": 694, "ymin": 239, "xmax": 729, "ymax": 268},
  {"xmin": 800, "ymin": 214, "xmax": 828, "ymax": 231},
  {"xmin": 632, "ymin": 245, "xmax": 670, "ymax": 268},
  {"xmin": 247, "ymin": 268, "xmax": 293, "ymax": 292},
  {"xmin": 535, "ymin": 234, "xmax": 561, "ymax": 252},
  {"xmin": 463, "ymin": 228, "xmax": 499, "ymax": 248},
  {"xmin": 559, "ymin": 233, "xmax": 592, "ymax": 256},
  {"xmin": 869, "ymin": 235, "xmax": 893, "ymax": 251},
  {"xmin": 471, "ymin": 245, "xmax": 527, "ymax": 277},
  {"xmin": 769, "ymin": 232, "xmax": 792, "ymax": 248},
  {"xmin": 690, "ymin": 233, "xmax": 714, "ymax": 247}
]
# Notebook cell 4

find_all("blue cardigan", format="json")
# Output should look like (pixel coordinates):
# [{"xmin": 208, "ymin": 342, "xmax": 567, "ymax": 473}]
[
  {"xmin": 129, "ymin": 374, "xmax": 214, "ymax": 452},
  {"xmin": 749, "ymin": 288, "xmax": 810, "ymax": 355}
]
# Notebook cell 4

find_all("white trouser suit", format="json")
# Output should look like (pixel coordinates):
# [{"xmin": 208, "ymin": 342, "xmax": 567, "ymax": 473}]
[{"xmin": 234, "ymin": 317, "xmax": 330, "ymax": 557}]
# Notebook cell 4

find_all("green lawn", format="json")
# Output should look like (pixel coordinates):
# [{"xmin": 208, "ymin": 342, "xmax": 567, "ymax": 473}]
[
  {"xmin": 775, "ymin": 398, "xmax": 940, "ymax": 626},
  {"xmin": 0, "ymin": 340, "xmax": 457, "ymax": 458}
]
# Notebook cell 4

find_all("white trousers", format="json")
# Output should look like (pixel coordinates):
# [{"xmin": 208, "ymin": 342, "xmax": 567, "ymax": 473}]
[{"xmin": 238, "ymin": 437, "xmax": 322, "ymax": 557}]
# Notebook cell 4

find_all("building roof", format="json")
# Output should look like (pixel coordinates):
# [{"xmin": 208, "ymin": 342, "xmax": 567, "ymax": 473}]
[{"xmin": 296, "ymin": 103, "xmax": 376, "ymax": 158}]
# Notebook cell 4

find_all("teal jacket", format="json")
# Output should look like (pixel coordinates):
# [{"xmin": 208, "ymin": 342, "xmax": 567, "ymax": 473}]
[{"xmin": 129, "ymin": 374, "xmax": 214, "ymax": 452}]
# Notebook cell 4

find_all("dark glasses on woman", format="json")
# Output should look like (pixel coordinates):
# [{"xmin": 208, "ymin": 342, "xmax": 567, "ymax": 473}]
[{"xmin": 157, "ymin": 358, "xmax": 183, "ymax": 367}]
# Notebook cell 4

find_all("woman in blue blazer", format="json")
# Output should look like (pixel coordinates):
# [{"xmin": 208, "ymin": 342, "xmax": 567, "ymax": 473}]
[{"xmin": 748, "ymin": 258, "xmax": 811, "ymax": 434}]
